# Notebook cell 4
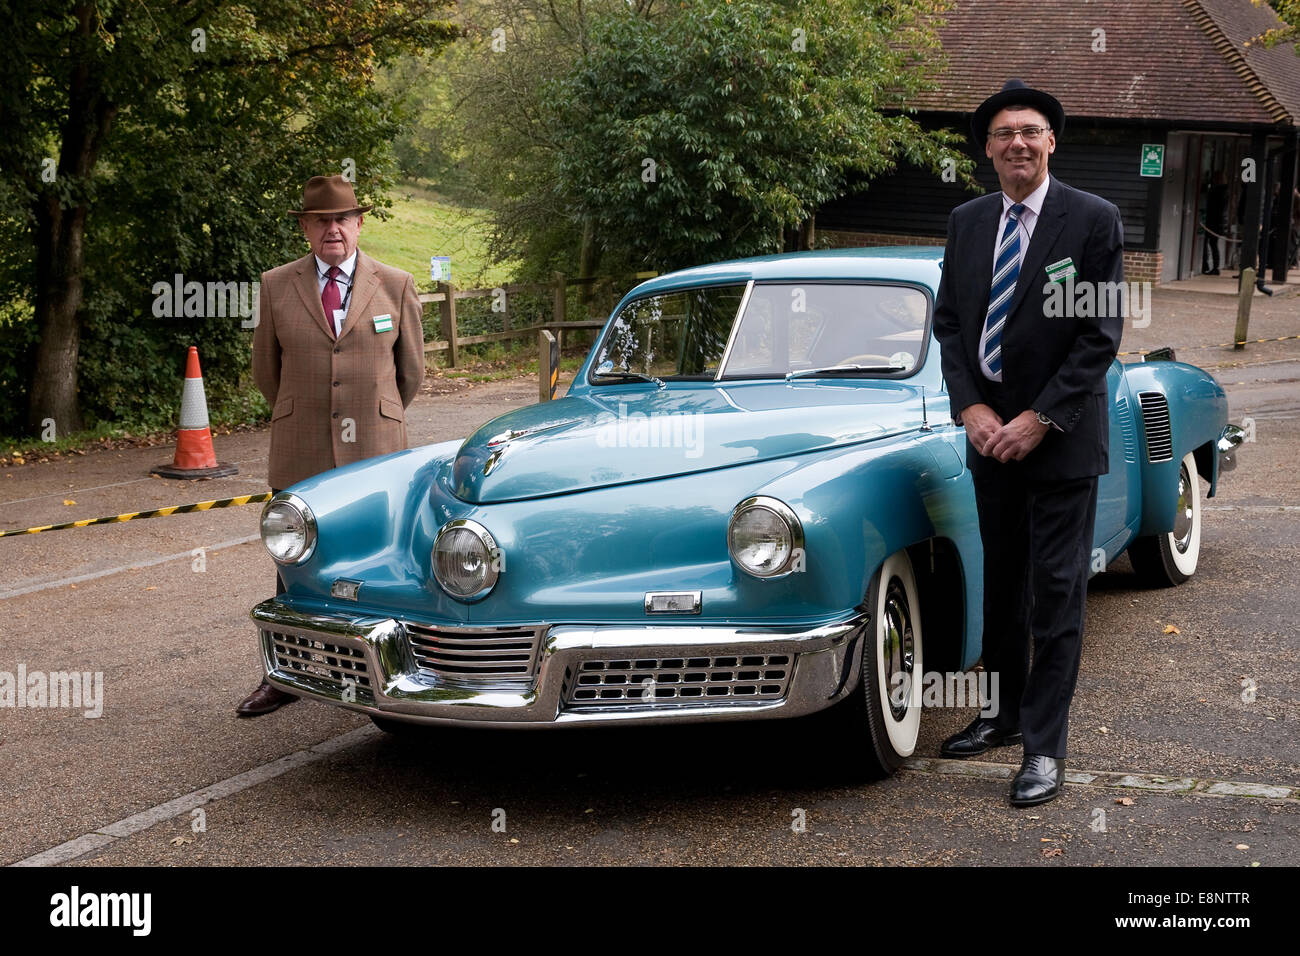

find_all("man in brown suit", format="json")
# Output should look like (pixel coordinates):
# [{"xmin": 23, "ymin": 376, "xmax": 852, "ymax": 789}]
[{"xmin": 237, "ymin": 175, "xmax": 426, "ymax": 716}]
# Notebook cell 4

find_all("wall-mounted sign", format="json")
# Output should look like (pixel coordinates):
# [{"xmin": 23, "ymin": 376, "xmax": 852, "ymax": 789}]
[{"xmin": 1140, "ymin": 144, "xmax": 1165, "ymax": 178}]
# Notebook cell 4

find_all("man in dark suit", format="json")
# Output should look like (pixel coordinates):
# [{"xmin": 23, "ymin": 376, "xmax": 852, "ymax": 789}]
[{"xmin": 932, "ymin": 80, "xmax": 1124, "ymax": 806}]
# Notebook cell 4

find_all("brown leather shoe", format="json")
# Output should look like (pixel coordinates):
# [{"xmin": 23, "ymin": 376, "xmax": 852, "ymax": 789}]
[{"xmin": 235, "ymin": 680, "xmax": 298, "ymax": 717}]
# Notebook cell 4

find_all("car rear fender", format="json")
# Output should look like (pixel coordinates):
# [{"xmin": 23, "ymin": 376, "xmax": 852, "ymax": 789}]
[{"xmin": 1119, "ymin": 362, "xmax": 1229, "ymax": 536}]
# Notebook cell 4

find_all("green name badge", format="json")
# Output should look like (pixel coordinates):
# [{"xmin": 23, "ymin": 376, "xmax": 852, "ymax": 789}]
[
  {"xmin": 1045, "ymin": 257, "xmax": 1077, "ymax": 284},
  {"xmin": 372, "ymin": 313, "xmax": 393, "ymax": 333}
]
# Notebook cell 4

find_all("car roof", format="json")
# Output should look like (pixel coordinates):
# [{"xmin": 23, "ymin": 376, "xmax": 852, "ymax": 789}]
[{"xmin": 623, "ymin": 246, "xmax": 945, "ymax": 301}]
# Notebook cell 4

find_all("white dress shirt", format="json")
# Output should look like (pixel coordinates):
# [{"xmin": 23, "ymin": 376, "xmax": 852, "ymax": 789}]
[
  {"xmin": 314, "ymin": 251, "xmax": 357, "ymax": 337},
  {"xmin": 980, "ymin": 174, "xmax": 1052, "ymax": 381}
]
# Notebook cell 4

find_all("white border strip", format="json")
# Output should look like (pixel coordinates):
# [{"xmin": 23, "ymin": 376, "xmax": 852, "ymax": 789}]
[
  {"xmin": 0, "ymin": 534, "xmax": 259, "ymax": 599},
  {"xmin": 10, "ymin": 726, "xmax": 380, "ymax": 866}
]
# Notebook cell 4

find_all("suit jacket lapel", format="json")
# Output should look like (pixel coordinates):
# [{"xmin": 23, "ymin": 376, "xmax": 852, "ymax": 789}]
[
  {"xmin": 1007, "ymin": 178, "xmax": 1066, "ymax": 319},
  {"xmin": 292, "ymin": 253, "xmax": 336, "ymax": 340},
  {"xmin": 339, "ymin": 250, "xmax": 380, "ymax": 341}
]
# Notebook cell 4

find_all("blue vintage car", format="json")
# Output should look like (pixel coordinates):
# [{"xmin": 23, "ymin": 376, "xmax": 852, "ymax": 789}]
[{"xmin": 252, "ymin": 248, "xmax": 1244, "ymax": 777}]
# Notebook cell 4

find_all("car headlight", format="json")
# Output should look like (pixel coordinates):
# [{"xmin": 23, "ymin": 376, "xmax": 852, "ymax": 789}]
[
  {"xmin": 728, "ymin": 496, "xmax": 804, "ymax": 578},
  {"xmin": 261, "ymin": 494, "xmax": 317, "ymax": 565},
  {"xmin": 432, "ymin": 519, "xmax": 501, "ymax": 601}
]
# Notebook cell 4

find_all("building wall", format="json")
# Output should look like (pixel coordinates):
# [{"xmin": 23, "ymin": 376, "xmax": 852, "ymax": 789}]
[
  {"xmin": 820, "ymin": 230, "xmax": 1164, "ymax": 283},
  {"xmin": 818, "ymin": 118, "xmax": 1165, "ymax": 251}
]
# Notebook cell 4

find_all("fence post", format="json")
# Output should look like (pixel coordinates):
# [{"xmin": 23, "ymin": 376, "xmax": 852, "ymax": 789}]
[
  {"xmin": 1234, "ymin": 267, "xmax": 1254, "ymax": 350},
  {"xmin": 552, "ymin": 272, "xmax": 566, "ymax": 353},
  {"xmin": 439, "ymin": 281, "xmax": 458, "ymax": 368},
  {"xmin": 539, "ymin": 330, "xmax": 558, "ymax": 402}
]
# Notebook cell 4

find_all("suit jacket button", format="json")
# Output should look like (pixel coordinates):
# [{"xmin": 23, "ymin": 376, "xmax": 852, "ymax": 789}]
[
  {"xmin": 333, "ymin": 347, "xmax": 341, "ymax": 354},
  {"xmin": 332, "ymin": 381, "xmax": 340, "ymax": 387},
  {"xmin": 332, "ymin": 412, "xmax": 339, "ymax": 419}
]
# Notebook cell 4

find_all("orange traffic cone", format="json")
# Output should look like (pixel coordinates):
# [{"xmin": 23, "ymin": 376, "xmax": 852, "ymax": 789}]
[{"xmin": 151, "ymin": 346, "xmax": 238, "ymax": 479}]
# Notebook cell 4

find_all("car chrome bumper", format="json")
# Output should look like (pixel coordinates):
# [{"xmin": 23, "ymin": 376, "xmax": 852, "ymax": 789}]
[
  {"xmin": 1218, "ymin": 423, "xmax": 1246, "ymax": 473},
  {"xmin": 252, "ymin": 598, "xmax": 867, "ymax": 727}
]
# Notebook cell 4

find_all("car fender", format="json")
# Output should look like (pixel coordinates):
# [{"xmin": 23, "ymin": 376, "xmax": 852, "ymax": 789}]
[{"xmin": 1120, "ymin": 361, "xmax": 1228, "ymax": 536}]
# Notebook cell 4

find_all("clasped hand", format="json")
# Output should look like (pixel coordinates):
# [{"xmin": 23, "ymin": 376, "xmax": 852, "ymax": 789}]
[{"xmin": 959, "ymin": 404, "xmax": 1049, "ymax": 463}]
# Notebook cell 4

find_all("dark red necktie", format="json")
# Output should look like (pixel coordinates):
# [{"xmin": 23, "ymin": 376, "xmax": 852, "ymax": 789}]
[{"xmin": 322, "ymin": 266, "xmax": 341, "ymax": 337}]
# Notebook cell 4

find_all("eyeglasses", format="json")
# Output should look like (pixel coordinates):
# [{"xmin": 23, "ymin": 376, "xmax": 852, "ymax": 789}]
[
  {"xmin": 989, "ymin": 126, "xmax": 1050, "ymax": 143},
  {"xmin": 303, "ymin": 214, "xmax": 356, "ymax": 228}
]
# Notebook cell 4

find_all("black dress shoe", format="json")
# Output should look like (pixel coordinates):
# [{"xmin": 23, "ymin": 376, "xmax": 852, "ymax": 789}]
[
  {"xmin": 940, "ymin": 717, "xmax": 1023, "ymax": 757},
  {"xmin": 235, "ymin": 680, "xmax": 298, "ymax": 717},
  {"xmin": 1010, "ymin": 753, "xmax": 1065, "ymax": 806}
]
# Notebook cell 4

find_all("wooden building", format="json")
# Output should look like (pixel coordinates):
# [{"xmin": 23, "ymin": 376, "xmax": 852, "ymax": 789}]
[{"xmin": 819, "ymin": 0, "xmax": 1300, "ymax": 285}]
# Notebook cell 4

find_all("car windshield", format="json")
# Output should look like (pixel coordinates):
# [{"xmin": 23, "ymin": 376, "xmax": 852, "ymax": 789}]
[{"xmin": 591, "ymin": 282, "xmax": 929, "ymax": 382}]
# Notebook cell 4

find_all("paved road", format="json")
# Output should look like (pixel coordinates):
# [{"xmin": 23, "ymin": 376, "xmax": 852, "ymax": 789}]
[{"xmin": 2, "ymin": 295, "xmax": 1297, "ymax": 867}]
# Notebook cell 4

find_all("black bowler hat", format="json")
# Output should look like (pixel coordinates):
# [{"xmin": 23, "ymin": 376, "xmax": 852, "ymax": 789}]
[{"xmin": 971, "ymin": 78, "xmax": 1065, "ymax": 143}]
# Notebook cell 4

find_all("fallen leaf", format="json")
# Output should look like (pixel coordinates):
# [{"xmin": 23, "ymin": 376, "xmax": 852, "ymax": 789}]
[
  {"xmin": 63, "ymin": 499, "xmax": 76, "ymax": 506},
  {"xmin": 169, "ymin": 836, "xmax": 192, "ymax": 846},
  {"xmin": 144, "ymin": 586, "xmax": 157, "ymax": 591},
  {"xmin": 1041, "ymin": 847, "xmax": 1064, "ymax": 857},
  {"xmin": 584, "ymin": 808, "xmax": 594, "ymax": 813},
  {"xmin": 1163, "ymin": 624, "xmax": 1181, "ymax": 634},
  {"xmin": 1236, "ymin": 843, "xmax": 1249, "ymax": 850},
  {"xmin": 1098, "ymin": 726, "xmax": 1110, "ymax": 734},
  {"xmin": 1039, "ymin": 838, "xmax": 1056, "ymax": 843},
  {"xmin": 509, "ymin": 838, "xmax": 519, "ymax": 844},
  {"xmin": 1115, "ymin": 797, "xmax": 1135, "ymax": 806}
]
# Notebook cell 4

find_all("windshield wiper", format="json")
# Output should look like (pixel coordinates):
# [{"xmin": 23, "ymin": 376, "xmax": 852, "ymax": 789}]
[
  {"xmin": 785, "ymin": 364, "xmax": 903, "ymax": 380},
  {"xmin": 592, "ymin": 361, "xmax": 665, "ymax": 388}
]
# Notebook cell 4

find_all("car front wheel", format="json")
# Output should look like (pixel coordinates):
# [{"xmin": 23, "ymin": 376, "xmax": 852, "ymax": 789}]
[
  {"xmin": 1128, "ymin": 451, "xmax": 1203, "ymax": 586},
  {"xmin": 820, "ymin": 548, "xmax": 924, "ymax": 779}
]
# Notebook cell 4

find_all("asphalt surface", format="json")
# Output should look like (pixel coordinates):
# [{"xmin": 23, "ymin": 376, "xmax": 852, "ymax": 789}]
[{"xmin": 2, "ymin": 289, "xmax": 1297, "ymax": 868}]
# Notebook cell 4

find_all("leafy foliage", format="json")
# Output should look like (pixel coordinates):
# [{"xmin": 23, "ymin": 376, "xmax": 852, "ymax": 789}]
[
  {"xmin": 0, "ymin": 0, "xmax": 457, "ymax": 436},
  {"xmin": 547, "ymin": 0, "xmax": 965, "ymax": 273}
]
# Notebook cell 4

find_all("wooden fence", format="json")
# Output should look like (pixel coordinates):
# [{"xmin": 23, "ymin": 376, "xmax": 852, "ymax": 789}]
[{"xmin": 419, "ymin": 271, "xmax": 657, "ymax": 367}]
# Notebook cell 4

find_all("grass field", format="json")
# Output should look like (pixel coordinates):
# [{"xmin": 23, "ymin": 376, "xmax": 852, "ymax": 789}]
[{"xmin": 363, "ymin": 182, "xmax": 518, "ymax": 292}]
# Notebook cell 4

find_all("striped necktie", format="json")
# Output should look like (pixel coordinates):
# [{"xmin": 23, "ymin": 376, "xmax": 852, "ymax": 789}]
[{"xmin": 981, "ymin": 202, "xmax": 1026, "ymax": 380}]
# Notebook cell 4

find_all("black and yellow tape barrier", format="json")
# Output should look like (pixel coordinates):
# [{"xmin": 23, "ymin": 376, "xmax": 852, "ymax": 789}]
[
  {"xmin": 1119, "ymin": 333, "xmax": 1300, "ymax": 357},
  {"xmin": 0, "ymin": 491, "xmax": 273, "ymax": 538}
]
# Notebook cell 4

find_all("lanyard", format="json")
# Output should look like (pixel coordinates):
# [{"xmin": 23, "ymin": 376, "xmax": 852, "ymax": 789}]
[{"xmin": 318, "ymin": 263, "xmax": 355, "ymax": 313}]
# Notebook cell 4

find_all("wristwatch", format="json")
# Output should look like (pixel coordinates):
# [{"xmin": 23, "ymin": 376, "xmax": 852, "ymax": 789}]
[{"xmin": 1035, "ymin": 410, "xmax": 1055, "ymax": 427}]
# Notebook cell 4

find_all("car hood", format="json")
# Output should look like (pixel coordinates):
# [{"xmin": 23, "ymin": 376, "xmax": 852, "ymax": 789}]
[{"xmin": 449, "ymin": 381, "xmax": 930, "ymax": 504}]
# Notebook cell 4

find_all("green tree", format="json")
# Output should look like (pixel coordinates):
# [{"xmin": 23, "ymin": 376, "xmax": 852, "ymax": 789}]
[
  {"xmin": 547, "ymin": 0, "xmax": 966, "ymax": 273},
  {"xmin": 432, "ymin": 0, "xmax": 661, "ymax": 282},
  {"xmin": 0, "ymin": 1, "xmax": 456, "ymax": 436},
  {"xmin": 1249, "ymin": 0, "xmax": 1298, "ymax": 48}
]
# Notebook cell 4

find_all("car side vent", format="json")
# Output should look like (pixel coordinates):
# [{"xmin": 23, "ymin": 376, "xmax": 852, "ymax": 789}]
[
  {"xmin": 1137, "ymin": 391, "xmax": 1173, "ymax": 463},
  {"xmin": 1115, "ymin": 393, "xmax": 1138, "ymax": 464}
]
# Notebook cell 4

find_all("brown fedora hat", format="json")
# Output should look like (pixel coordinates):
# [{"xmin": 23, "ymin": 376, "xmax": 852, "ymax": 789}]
[{"xmin": 288, "ymin": 175, "xmax": 374, "ymax": 216}]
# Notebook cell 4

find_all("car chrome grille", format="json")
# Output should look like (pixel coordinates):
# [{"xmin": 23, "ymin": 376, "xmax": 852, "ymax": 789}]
[
  {"xmin": 404, "ymin": 623, "xmax": 544, "ymax": 682},
  {"xmin": 565, "ymin": 654, "xmax": 793, "ymax": 708},
  {"xmin": 1137, "ymin": 391, "xmax": 1173, "ymax": 462},
  {"xmin": 266, "ymin": 630, "xmax": 374, "ymax": 703}
]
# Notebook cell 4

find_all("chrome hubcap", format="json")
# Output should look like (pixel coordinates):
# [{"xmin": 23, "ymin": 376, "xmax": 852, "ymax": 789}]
[
  {"xmin": 881, "ymin": 577, "xmax": 915, "ymax": 721},
  {"xmin": 1172, "ymin": 462, "xmax": 1194, "ymax": 553}
]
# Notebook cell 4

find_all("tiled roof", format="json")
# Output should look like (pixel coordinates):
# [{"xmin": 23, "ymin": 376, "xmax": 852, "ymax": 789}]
[{"xmin": 910, "ymin": 0, "xmax": 1298, "ymax": 126}]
